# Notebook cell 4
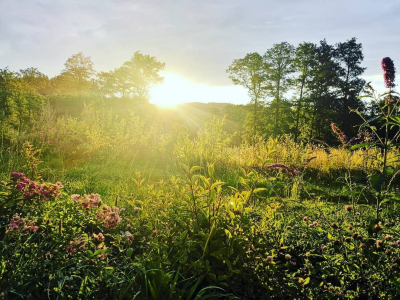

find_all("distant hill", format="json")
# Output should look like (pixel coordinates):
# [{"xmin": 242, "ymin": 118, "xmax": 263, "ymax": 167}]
[{"xmin": 49, "ymin": 96, "xmax": 245, "ymax": 137}]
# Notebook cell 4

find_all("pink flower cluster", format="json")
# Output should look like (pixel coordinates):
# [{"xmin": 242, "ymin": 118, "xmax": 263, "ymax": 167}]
[
  {"xmin": 382, "ymin": 57, "xmax": 396, "ymax": 88},
  {"xmin": 97, "ymin": 205, "xmax": 123, "ymax": 229},
  {"xmin": 10, "ymin": 172, "xmax": 62, "ymax": 200},
  {"xmin": 7, "ymin": 213, "xmax": 39, "ymax": 233},
  {"xmin": 71, "ymin": 193, "xmax": 101, "ymax": 210},
  {"xmin": 93, "ymin": 232, "xmax": 105, "ymax": 242}
]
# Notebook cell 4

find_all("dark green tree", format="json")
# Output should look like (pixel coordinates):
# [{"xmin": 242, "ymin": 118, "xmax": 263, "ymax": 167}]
[
  {"xmin": 334, "ymin": 37, "xmax": 366, "ymax": 137},
  {"xmin": 226, "ymin": 53, "xmax": 267, "ymax": 141},
  {"xmin": 263, "ymin": 42, "xmax": 295, "ymax": 135},
  {"xmin": 293, "ymin": 42, "xmax": 318, "ymax": 142}
]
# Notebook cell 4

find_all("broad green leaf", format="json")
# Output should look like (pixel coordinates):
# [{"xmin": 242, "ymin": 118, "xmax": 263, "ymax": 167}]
[{"xmin": 126, "ymin": 248, "xmax": 133, "ymax": 258}]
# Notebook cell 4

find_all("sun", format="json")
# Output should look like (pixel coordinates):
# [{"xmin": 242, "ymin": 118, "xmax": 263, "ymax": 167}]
[
  {"xmin": 149, "ymin": 72, "xmax": 250, "ymax": 107},
  {"xmin": 149, "ymin": 73, "xmax": 197, "ymax": 107}
]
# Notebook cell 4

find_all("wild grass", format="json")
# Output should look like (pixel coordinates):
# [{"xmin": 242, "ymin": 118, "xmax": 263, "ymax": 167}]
[{"xmin": 1, "ymin": 104, "xmax": 400, "ymax": 299}]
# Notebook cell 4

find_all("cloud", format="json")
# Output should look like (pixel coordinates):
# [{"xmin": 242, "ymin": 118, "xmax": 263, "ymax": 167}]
[{"xmin": 0, "ymin": 0, "xmax": 398, "ymax": 102}]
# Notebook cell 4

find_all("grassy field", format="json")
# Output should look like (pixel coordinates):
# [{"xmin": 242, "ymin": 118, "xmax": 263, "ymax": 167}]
[{"xmin": 1, "ymin": 102, "xmax": 400, "ymax": 299}]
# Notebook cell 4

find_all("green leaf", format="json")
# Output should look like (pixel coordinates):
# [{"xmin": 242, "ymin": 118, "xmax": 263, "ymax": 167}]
[
  {"xmin": 304, "ymin": 277, "xmax": 310, "ymax": 285},
  {"xmin": 211, "ymin": 181, "xmax": 225, "ymax": 190},
  {"xmin": 203, "ymin": 221, "xmax": 216, "ymax": 257},
  {"xmin": 190, "ymin": 166, "xmax": 203, "ymax": 174},
  {"xmin": 349, "ymin": 143, "xmax": 375, "ymax": 151},
  {"xmin": 126, "ymin": 248, "xmax": 133, "ymax": 258},
  {"xmin": 380, "ymin": 198, "xmax": 391, "ymax": 206},
  {"xmin": 369, "ymin": 173, "xmax": 385, "ymax": 192}
]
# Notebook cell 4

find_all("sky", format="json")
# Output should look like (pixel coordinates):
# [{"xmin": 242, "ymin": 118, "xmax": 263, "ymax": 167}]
[{"xmin": 1, "ymin": 0, "xmax": 399, "ymax": 105}]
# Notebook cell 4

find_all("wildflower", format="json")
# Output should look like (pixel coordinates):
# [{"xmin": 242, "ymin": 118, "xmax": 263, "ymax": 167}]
[
  {"xmin": 38, "ymin": 182, "xmax": 62, "ymax": 200},
  {"xmin": 374, "ymin": 224, "xmax": 383, "ymax": 232},
  {"xmin": 359, "ymin": 243, "xmax": 366, "ymax": 249},
  {"xmin": 312, "ymin": 221, "xmax": 318, "ymax": 227},
  {"xmin": 266, "ymin": 256, "xmax": 273, "ymax": 263},
  {"xmin": 82, "ymin": 198, "xmax": 90, "ymax": 210},
  {"xmin": 16, "ymin": 182, "xmax": 26, "ymax": 191},
  {"xmin": 72, "ymin": 193, "xmax": 101, "ymax": 210},
  {"xmin": 384, "ymin": 235, "xmax": 393, "ymax": 241},
  {"xmin": 7, "ymin": 214, "xmax": 23, "ymax": 232},
  {"xmin": 303, "ymin": 216, "xmax": 308, "ymax": 221},
  {"xmin": 23, "ymin": 221, "xmax": 39, "ymax": 233},
  {"xmin": 93, "ymin": 232, "xmax": 105, "ymax": 242},
  {"xmin": 381, "ymin": 57, "xmax": 396, "ymax": 88},
  {"xmin": 71, "ymin": 194, "xmax": 82, "ymax": 202},
  {"xmin": 134, "ymin": 207, "xmax": 140, "ymax": 212},
  {"xmin": 87, "ymin": 193, "xmax": 101, "ymax": 208},
  {"xmin": 348, "ymin": 137, "xmax": 362, "ymax": 145},
  {"xmin": 66, "ymin": 236, "xmax": 86, "ymax": 254},
  {"xmin": 321, "ymin": 245, "xmax": 327, "ymax": 251},
  {"xmin": 376, "ymin": 240, "xmax": 384, "ymax": 249},
  {"xmin": 331, "ymin": 123, "xmax": 347, "ymax": 145},
  {"xmin": 355, "ymin": 212, "xmax": 361, "ymax": 216},
  {"xmin": 286, "ymin": 226, "xmax": 293, "ymax": 230},
  {"xmin": 298, "ymin": 278, "xmax": 305, "ymax": 284},
  {"xmin": 348, "ymin": 224, "xmax": 354, "ymax": 231},
  {"xmin": 285, "ymin": 254, "xmax": 291, "ymax": 260},
  {"xmin": 302, "ymin": 233, "xmax": 307, "ymax": 238},
  {"xmin": 344, "ymin": 205, "xmax": 353, "ymax": 212},
  {"xmin": 10, "ymin": 172, "xmax": 25, "ymax": 181},
  {"xmin": 97, "ymin": 205, "xmax": 122, "ymax": 229},
  {"xmin": 305, "ymin": 252, "xmax": 311, "ymax": 257},
  {"xmin": 309, "ymin": 223, "xmax": 314, "ymax": 228},
  {"xmin": 7, "ymin": 214, "xmax": 38, "ymax": 234},
  {"xmin": 126, "ymin": 224, "xmax": 132, "ymax": 229}
]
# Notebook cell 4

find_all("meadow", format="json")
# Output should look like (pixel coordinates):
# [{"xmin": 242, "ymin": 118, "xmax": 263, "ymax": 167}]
[
  {"xmin": 1, "ymin": 48, "xmax": 400, "ymax": 299},
  {"xmin": 1, "ymin": 96, "xmax": 400, "ymax": 299}
]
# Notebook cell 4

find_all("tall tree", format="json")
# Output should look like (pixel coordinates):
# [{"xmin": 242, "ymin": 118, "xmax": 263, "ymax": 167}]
[
  {"xmin": 0, "ymin": 68, "xmax": 44, "ymax": 131},
  {"xmin": 99, "ymin": 51, "xmax": 165, "ymax": 100},
  {"xmin": 334, "ymin": 37, "xmax": 366, "ymax": 136},
  {"xmin": 61, "ymin": 52, "xmax": 95, "ymax": 93},
  {"xmin": 293, "ymin": 42, "xmax": 318, "ymax": 142},
  {"xmin": 263, "ymin": 42, "xmax": 295, "ymax": 135},
  {"xmin": 19, "ymin": 68, "xmax": 51, "ymax": 95},
  {"xmin": 307, "ymin": 40, "xmax": 340, "ymax": 141},
  {"xmin": 226, "ymin": 53, "xmax": 267, "ymax": 141}
]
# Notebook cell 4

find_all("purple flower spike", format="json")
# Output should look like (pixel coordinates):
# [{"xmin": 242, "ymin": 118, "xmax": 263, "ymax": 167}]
[{"xmin": 381, "ymin": 57, "xmax": 396, "ymax": 88}]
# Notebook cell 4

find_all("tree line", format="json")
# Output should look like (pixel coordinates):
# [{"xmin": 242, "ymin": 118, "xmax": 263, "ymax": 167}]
[
  {"xmin": 0, "ymin": 38, "xmax": 384, "ymax": 145},
  {"xmin": 0, "ymin": 52, "xmax": 165, "ymax": 132},
  {"xmin": 226, "ymin": 38, "xmax": 367, "ymax": 144}
]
